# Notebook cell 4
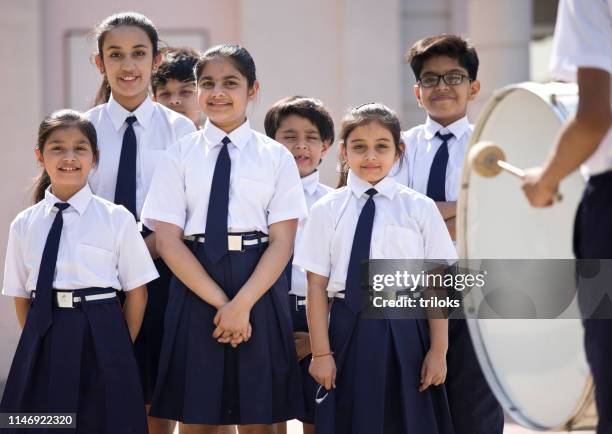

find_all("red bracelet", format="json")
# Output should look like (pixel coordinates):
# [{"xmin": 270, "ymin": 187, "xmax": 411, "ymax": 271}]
[{"xmin": 311, "ymin": 351, "xmax": 334, "ymax": 359}]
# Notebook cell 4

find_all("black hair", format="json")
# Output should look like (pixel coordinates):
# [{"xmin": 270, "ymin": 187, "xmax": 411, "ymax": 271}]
[
  {"xmin": 264, "ymin": 96, "xmax": 335, "ymax": 144},
  {"xmin": 152, "ymin": 47, "xmax": 200, "ymax": 94},
  {"xmin": 195, "ymin": 44, "xmax": 257, "ymax": 89},
  {"xmin": 33, "ymin": 110, "xmax": 99, "ymax": 203},
  {"xmin": 92, "ymin": 12, "xmax": 159, "ymax": 106},
  {"xmin": 337, "ymin": 103, "xmax": 404, "ymax": 187},
  {"xmin": 405, "ymin": 34, "xmax": 479, "ymax": 81}
]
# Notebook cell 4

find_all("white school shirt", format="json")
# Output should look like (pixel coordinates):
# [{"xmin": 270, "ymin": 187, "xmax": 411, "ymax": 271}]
[
  {"xmin": 294, "ymin": 171, "xmax": 457, "ymax": 296},
  {"xmin": 289, "ymin": 171, "xmax": 333, "ymax": 297},
  {"xmin": 2, "ymin": 185, "xmax": 159, "ymax": 298},
  {"xmin": 550, "ymin": 0, "xmax": 612, "ymax": 178},
  {"xmin": 394, "ymin": 116, "xmax": 472, "ymax": 201},
  {"xmin": 141, "ymin": 119, "xmax": 308, "ymax": 235},
  {"xmin": 86, "ymin": 94, "xmax": 197, "ymax": 220}
]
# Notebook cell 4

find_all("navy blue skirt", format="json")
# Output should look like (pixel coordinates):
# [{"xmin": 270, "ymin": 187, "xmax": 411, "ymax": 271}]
[
  {"xmin": 315, "ymin": 299, "xmax": 455, "ymax": 434},
  {"xmin": 288, "ymin": 295, "xmax": 317, "ymax": 425},
  {"xmin": 150, "ymin": 240, "xmax": 304, "ymax": 425},
  {"xmin": 0, "ymin": 288, "xmax": 147, "ymax": 434},
  {"xmin": 133, "ymin": 257, "xmax": 172, "ymax": 404}
]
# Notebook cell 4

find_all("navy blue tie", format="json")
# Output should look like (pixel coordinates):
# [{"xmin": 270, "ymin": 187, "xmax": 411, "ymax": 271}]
[
  {"xmin": 345, "ymin": 188, "xmax": 377, "ymax": 313},
  {"xmin": 204, "ymin": 136, "xmax": 231, "ymax": 263},
  {"xmin": 426, "ymin": 131, "xmax": 453, "ymax": 202},
  {"xmin": 115, "ymin": 115, "xmax": 138, "ymax": 218},
  {"xmin": 35, "ymin": 202, "xmax": 70, "ymax": 336}
]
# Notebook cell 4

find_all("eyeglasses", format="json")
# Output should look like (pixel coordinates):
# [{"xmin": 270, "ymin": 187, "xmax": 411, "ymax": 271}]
[{"xmin": 418, "ymin": 73, "xmax": 471, "ymax": 88}]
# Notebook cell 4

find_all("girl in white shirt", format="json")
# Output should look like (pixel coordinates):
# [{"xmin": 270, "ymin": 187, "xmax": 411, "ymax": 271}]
[
  {"xmin": 0, "ymin": 109, "xmax": 156, "ymax": 434},
  {"xmin": 142, "ymin": 44, "xmax": 307, "ymax": 434},
  {"xmin": 294, "ymin": 103, "xmax": 456, "ymax": 434},
  {"xmin": 85, "ymin": 14, "xmax": 196, "ymax": 434}
]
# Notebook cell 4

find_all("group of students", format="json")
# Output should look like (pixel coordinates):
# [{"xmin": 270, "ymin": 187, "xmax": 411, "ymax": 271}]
[{"xmin": 0, "ymin": 11, "xmax": 510, "ymax": 434}]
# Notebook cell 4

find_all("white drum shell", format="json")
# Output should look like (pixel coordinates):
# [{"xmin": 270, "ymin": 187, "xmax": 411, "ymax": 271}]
[{"xmin": 457, "ymin": 82, "xmax": 596, "ymax": 430}]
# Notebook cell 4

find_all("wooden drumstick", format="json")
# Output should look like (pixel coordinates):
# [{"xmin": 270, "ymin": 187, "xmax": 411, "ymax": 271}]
[{"xmin": 468, "ymin": 141, "xmax": 563, "ymax": 201}]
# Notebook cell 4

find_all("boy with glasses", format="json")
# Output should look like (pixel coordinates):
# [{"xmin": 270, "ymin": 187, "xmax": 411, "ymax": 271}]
[{"xmin": 396, "ymin": 34, "xmax": 504, "ymax": 434}]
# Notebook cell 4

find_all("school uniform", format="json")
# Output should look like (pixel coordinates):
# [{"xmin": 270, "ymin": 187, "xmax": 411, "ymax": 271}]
[
  {"xmin": 552, "ymin": 1, "xmax": 612, "ymax": 433},
  {"xmin": 287, "ymin": 170, "xmax": 333, "ymax": 424},
  {"xmin": 0, "ymin": 184, "xmax": 158, "ymax": 434},
  {"xmin": 141, "ymin": 118, "xmax": 308, "ymax": 425},
  {"xmin": 294, "ymin": 171, "xmax": 457, "ymax": 434},
  {"xmin": 86, "ymin": 94, "xmax": 196, "ymax": 403},
  {"xmin": 396, "ymin": 117, "xmax": 505, "ymax": 434}
]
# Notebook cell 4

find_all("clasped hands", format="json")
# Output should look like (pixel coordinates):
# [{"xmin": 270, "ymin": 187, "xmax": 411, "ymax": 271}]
[{"xmin": 212, "ymin": 299, "xmax": 252, "ymax": 348}]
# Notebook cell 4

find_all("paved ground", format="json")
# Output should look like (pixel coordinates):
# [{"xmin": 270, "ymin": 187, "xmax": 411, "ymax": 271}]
[{"xmin": 174, "ymin": 420, "xmax": 595, "ymax": 433}]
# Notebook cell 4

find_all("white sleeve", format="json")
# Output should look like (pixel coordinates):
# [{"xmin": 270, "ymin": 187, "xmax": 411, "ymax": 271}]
[
  {"xmin": 141, "ymin": 147, "xmax": 187, "ymax": 231},
  {"xmin": 175, "ymin": 119, "xmax": 197, "ymax": 141},
  {"xmin": 420, "ymin": 198, "xmax": 458, "ymax": 262},
  {"xmin": 293, "ymin": 200, "xmax": 333, "ymax": 277},
  {"xmin": 116, "ymin": 212, "xmax": 159, "ymax": 291},
  {"xmin": 2, "ymin": 217, "xmax": 29, "ymax": 298},
  {"xmin": 267, "ymin": 149, "xmax": 308, "ymax": 225},
  {"xmin": 550, "ymin": 0, "xmax": 612, "ymax": 82}
]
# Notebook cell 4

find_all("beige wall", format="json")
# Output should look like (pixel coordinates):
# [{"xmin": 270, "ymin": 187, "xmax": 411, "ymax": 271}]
[
  {"xmin": 0, "ymin": 0, "xmax": 43, "ymax": 389},
  {"xmin": 41, "ymin": 0, "xmax": 240, "ymax": 113}
]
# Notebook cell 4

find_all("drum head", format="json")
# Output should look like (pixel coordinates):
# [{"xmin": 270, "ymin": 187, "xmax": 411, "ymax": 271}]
[{"xmin": 457, "ymin": 83, "xmax": 596, "ymax": 430}]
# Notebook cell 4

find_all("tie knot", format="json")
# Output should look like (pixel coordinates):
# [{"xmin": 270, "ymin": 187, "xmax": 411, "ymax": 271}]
[
  {"xmin": 221, "ymin": 136, "xmax": 231, "ymax": 146},
  {"xmin": 435, "ymin": 131, "xmax": 454, "ymax": 142},
  {"xmin": 365, "ymin": 188, "xmax": 378, "ymax": 197},
  {"xmin": 125, "ymin": 116, "xmax": 137, "ymax": 126},
  {"xmin": 54, "ymin": 202, "xmax": 70, "ymax": 212}
]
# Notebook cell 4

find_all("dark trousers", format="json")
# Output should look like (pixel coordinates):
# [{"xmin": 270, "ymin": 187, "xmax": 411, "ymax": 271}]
[
  {"xmin": 574, "ymin": 170, "xmax": 612, "ymax": 434},
  {"xmin": 446, "ymin": 319, "xmax": 504, "ymax": 434}
]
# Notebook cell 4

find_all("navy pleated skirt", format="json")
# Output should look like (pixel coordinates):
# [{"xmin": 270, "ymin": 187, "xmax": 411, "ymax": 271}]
[
  {"xmin": 0, "ymin": 288, "xmax": 148, "ymax": 434},
  {"xmin": 288, "ymin": 296, "xmax": 317, "ymax": 425},
  {"xmin": 315, "ymin": 299, "xmax": 455, "ymax": 434},
  {"xmin": 133, "ymin": 257, "xmax": 172, "ymax": 404},
  {"xmin": 150, "ymin": 240, "xmax": 305, "ymax": 425}
]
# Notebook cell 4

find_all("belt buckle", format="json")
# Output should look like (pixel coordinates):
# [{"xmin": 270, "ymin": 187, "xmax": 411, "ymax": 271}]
[
  {"xmin": 228, "ymin": 234, "xmax": 244, "ymax": 252},
  {"xmin": 57, "ymin": 291, "xmax": 74, "ymax": 308}
]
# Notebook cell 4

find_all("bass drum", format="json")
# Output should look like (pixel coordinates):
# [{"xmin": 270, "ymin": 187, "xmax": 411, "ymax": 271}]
[{"xmin": 457, "ymin": 82, "xmax": 596, "ymax": 430}]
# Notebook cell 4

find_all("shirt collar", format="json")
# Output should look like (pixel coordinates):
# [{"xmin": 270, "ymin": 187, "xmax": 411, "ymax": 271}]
[
  {"xmin": 346, "ymin": 170, "xmax": 397, "ymax": 200},
  {"xmin": 202, "ymin": 118, "xmax": 253, "ymax": 150},
  {"xmin": 301, "ymin": 170, "xmax": 320, "ymax": 195},
  {"xmin": 106, "ymin": 93, "xmax": 155, "ymax": 132},
  {"xmin": 43, "ymin": 184, "xmax": 93, "ymax": 216},
  {"xmin": 424, "ymin": 115, "xmax": 471, "ymax": 141}
]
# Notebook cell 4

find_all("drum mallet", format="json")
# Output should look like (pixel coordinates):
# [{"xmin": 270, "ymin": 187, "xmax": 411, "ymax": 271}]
[{"xmin": 468, "ymin": 141, "xmax": 562, "ymax": 201}]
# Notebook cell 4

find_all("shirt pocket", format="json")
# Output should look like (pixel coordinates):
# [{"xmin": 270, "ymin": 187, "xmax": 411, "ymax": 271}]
[
  {"xmin": 76, "ymin": 243, "xmax": 117, "ymax": 284},
  {"xmin": 384, "ymin": 225, "xmax": 425, "ymax": 259}
]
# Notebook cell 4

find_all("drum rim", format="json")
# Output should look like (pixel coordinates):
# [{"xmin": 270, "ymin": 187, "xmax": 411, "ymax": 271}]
[{"xmin": 457, "ymin": 82, "xmax": 594, "ymax": 430}]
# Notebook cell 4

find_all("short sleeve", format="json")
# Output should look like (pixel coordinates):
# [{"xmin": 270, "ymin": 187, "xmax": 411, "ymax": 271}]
[
  {"xmin": 550, "ymin": 0, "xmax": 612, "ymax": 82},
  {"xmin": 175, "ymin": 119, "xmax": 197, "ymax": 141},
  {"xmin": 115, "ymin": 212, "xmax": 159, "ymax": 291},
  {"xmin": 2, "ymin": 217, "xmax": 29, "ymax": 298},
  {"xmin": 293, "ymin": 200, "xmax": 333, "ymax": 277},
  {"xmin": 420, "ymin": 198, "xmax": 458, "ymax": 262},
  {"xmin": 141, "ymin": 147, "xmax": 187, "ymax": 231},
  {"xmin": 267, "ymin": 149, "xmax": 308, "ymax": 225}
]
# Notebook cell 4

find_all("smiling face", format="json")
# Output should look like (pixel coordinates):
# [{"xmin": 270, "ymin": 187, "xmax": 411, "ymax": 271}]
[
  {"xmin": 341, "ymin": 121, "xmax": 401, "ymax": 185},
  {"xmin": 95, "ymin": 25, "xmax": 160, "ymax": 111},
  {"xmin": 274, "ymin": 114, "xmax": 330, "ymax": 178},
  {"xmin": 197, "ymin": 56, "xmax": 259, "ymax": 133},
  {"xmin": 36, "ymin": 127, "xmax": 96, "ymax": 201},
  {"xmin": 413, "ymin": 55, "xmax": 480, "ymax": 126},
  {"xmin": 154, "ymin": 78, "xmax": 201, "ymax": 127}
]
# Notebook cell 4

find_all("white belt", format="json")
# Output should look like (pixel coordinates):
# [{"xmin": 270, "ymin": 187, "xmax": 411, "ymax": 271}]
[
  {"xmin": 184, "ymin": 234, "xmax": 269, "ymax": 251},
  {"xmin": 33, "ymin": 291, "xmax": 117, "ymax": 308},
  {"xmin": 137, "ymin": 221, "xmax": 144, "ymax": 232},
  {"xmin": 329, "ymin": 292, "xmax": 345, "ymax": 299}
]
